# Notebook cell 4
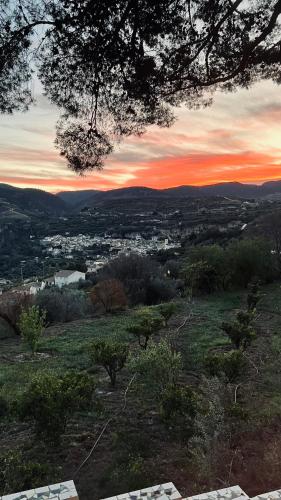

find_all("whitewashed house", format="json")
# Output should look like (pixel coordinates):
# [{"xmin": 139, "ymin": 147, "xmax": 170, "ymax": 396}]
[
  {"xmin": 54, "ymin": 270, "xmax": 86, "ymax": 288},
  {"xmin": 29, "ymin": 281, "xmax": 46, "ymax": 295}
]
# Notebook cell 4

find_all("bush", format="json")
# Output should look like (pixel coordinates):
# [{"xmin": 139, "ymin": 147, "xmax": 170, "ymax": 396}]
[
  {"xmin": 18, "ymin": 305, "xmax": 46, "ymax": 354},
  {"xmin": 129, "ymin": 340, "xmax": 182, "ymax": 402},
  {"xmin": 247, "ymin": 280, "xmax": 262, "ymax": 312},
  {"xmin": 98, "ymin": 253, "xmax": 161, "ymax": 305},
  {"xmin": 205, "ymin": 350, "xmax": 246, "ymax": 382},
  {"xmin": 110, "ymin": 454, "xmax": 146, "ymax": 494},
  {"xmin": 0, "ymin": 396, "xmax": 9, "ymax": 419},
  {"xmin": 146, "ymin": 277, "xmax": 177, "ymax": 304},
  {"xmin": 0, "ymin": 293, "xmax": 34, "ymax": 335},
  {"xmin": 222, "ymin": 310, "xmax": 256, "ymax": 350},
  {"xmin": 182, "ymin": 260, "xmax": 218, "ymax": 295},
  {"xmin": 0, "ymin": 451, "xmax": 52, "ymax": 496},
  {"xmin": 90, "ymin": 279, "xmax": 127, "ymax": 313},
  {"xmin": 127, "ymin": 307, "xmax": 163, "ymax": 349},
  {"xmin": 182, "ymin": 239, "xmax": 277, "ymax": 293},
  {"xmin": 185, "ymin": 245, "xmax": 231, "ymax": 290},
  {"xmin": 36, "ymin": 287, "xmax": 89, "ymax": 323},
  {"xmin": 160, "ymin": 384, "xmax": 199, "ymax": 441},
  {"xmin": 227, "ymin": 238, "xmax": 276, "ymax": 288},
  {"xmin": 90, "ymin": 339, "xmax": 129, "ymax": 386},
  {"xmin": 18, "ymin": 371, "xmax": 95, "ymax": 442},
  {"xmin": 164, "ymin": 259, "xmax": 182, "ymax": 279},
  {"xmin": 155, "ymin": 302, "xmax": 177, "ymax": 326}
]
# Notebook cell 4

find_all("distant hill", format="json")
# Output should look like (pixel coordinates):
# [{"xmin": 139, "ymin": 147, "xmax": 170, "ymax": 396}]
[
  {"xmin": 2, "ymin": 180, "xmax": 281, "ymax": 216},
  {"xmin": 57, "ymin": 190, "xmax": 101, "ymax": 206},
  {"xmin": 0, "ymin": 184, "xmax": 66, "ymax": 215},
  {"xmin": 62, "ymin": 180, "xmax": 281, "ymax": 210}
]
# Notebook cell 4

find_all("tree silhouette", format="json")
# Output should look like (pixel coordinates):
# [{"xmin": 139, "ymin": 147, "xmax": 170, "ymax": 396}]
[{"xmin": 1, "ymin": 0, "xmax": 281, "ymax": 171}]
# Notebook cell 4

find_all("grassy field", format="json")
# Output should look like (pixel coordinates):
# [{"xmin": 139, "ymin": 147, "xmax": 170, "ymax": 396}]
[
  {"xmin": 1, "ymin": 283, "xmax": 281, "ymax": 499},
  {"xmin": 0, "ymin": 289, "xmax": 244, "ymax": 398},
  {"xmin": 0, "ymin": 312, "xmax": 134, "ymax": 399}
]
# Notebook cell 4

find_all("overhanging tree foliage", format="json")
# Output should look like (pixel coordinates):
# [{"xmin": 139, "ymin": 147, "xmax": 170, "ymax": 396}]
[{"xmin": 1, "ymin": 1, "xmax": 281, "ymax": 172}]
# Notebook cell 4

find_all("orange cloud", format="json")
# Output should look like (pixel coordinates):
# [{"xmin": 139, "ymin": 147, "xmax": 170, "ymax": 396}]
[
  {"xmin": 1, "ymin": 81, "xmax": 281, "ymax": 192},
  {"xmin": 115, "ymin": 151, "xmax": 281, "ymax": 189},
  {"xmin": 2, "ymin": 150, "xmax": 281, "ymax": 192}
]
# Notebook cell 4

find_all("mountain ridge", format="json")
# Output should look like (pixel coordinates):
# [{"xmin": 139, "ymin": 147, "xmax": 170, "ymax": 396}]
[
  {"xmin": 1, "ymin": 180, "xmax": 281, "ymax": 216},
  {"xmin": 57, "ymin": 180, "xmax": 281, "ymax": 208},
  {"xmin": 0, "ymin": 183, "xmax": 67, "ymax": 216}
]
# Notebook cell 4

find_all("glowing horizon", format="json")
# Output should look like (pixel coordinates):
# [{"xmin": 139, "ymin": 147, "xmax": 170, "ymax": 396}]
[{"xmin": 0, "ymin": 80, "xmax": 281, "ymax": 193}]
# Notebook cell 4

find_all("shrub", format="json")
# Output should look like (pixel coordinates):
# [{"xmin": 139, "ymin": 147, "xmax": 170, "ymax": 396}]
[
  {"xmin": 227, "ymin": 238, "xmax": 276, "ymax": 288},
  {"xmin": 18, "ymin": 305, "xmax": 46, "ymax": 354},
  {"xmin": 36, "ymin": 288, "xmax": 89, "ymax": 323},
  {"xmin": 155, "ymin": 302, "xmax": 177, "ymax": 326},
  {"xmin": 90, "ymin": 339, "xmax": 129, "ymax": 386},
  {"xmin": 129, "ymin": 340, "xmax": 182, "ymax": 402},
  {"xmin": 98, "ymin": 253, "xmax": 162, "ymax": 305},
  {"xmin": 181, "ymin": 260, "xmax": 218, "ymax": 296},
  {"xmin": 164, "ymin": 259, "xmax": 182, "ymax": 279},
  {"xmin": 205, "ymin": 350, "xmax": 246, "ymax": 382},
  {"xmin": 0, "ymin": 396, "xmax": 9, "ymax": 419},
  {"xmin": 185, "ymin": 245, "xmax": 231, "ymax": 290},
  {"xmin": 160, "ymin": 384, "xmax": 198, "ymax": 420},
  {"xmin": 110, "ymin": 454, "xmax": 146, "ymax": 493},
  {"xmin": 90, "ymin": 279, "xmax": 127, "ymax": 313},
  {"xmin": 0, "ymin": 293, "xmax": 34, "ymax": 335},
  {"xmin": 146, "ymin": 277, "xmax": 177, "ymax": 304},
  {"xmin": 160, "ymin": 384, "xmax": 199, "ymax": 441},
  {"xmin": 19, "ymin": 371, "xmax": 95, "ymax": 442},
  {"xmin": 247, "ymin": 281, "xmax": 262, "ymax": 312},
  {"xmin": 127, "ymin": 307, "xmax": 163, "ymax": 349},
  {"xmin": 226, "ymin": 402, "xmax": 249, "ymax": 421},
  {"xmin": 222, "ymin": 310, "xmax": 256, "ymax": 350},
  {"xmin": 0, "ymin": 451, "xmax": 51, "ymax": 496}
]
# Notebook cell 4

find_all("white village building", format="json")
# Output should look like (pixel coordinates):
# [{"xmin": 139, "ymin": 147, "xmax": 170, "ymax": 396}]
[
  {"xmin": 54, "ymin": 270, "xmax": 86, "ymax": 288},
  {"xmin": 29, "ymin": 281, "xmax": 46, "ymax": 295}
]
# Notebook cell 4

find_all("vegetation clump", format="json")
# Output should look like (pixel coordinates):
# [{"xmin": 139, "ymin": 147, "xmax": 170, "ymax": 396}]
[
  {"xmin": 18, "ymin": 305, "xmax": 46, "ymax": 354},
  {"xmin": 90, "ymin": 279, "xmax": 127, "ymax": 313},
  {"xmin": 36, "ymin": 288, "xmax": 88, "ymax": 323},
  {"xmin": 222, "ymin": 310, "xmax": 256, "ymax": 350},
  {"xmin": 90, "ymin": 339, "xmax": 129, "ymax": 387},
  {"xmin": 19, "ymin": 371, "xmax": 95, "ymax": 442},
  {"xmin": 204, "ymin": 350, "xmax": 246, "ymax": 383},
  {"xmin": 155, "ymin": 302, "xmax": 177, "ymax": 327},
  {"xmin": 127, "ymin": 307, "xmax": 163, "ymax": 349},
  {"xmin": 0, "ymin": 451, "xmax": 52, "ymax": 497},
  {"xmin": 129, "ymin": 340, "xmax": 182, "ymax": 402}
]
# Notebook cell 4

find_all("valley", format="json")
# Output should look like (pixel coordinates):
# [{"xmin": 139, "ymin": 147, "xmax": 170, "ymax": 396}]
[{"xmin": 1, "ymin": 182, "xmax": 281, "ymax": 283}]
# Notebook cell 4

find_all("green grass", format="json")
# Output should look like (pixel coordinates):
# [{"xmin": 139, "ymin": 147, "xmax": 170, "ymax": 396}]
[
  {"xmin": 1, "ymin": 282, "xmax": 281, "ymax": 410},
  {"xmin": 175, "ymin": 290, "xmax": 244, "ymax": 369},
  {"xmin": 0, "ymin": 313, "xmax": 134, "ymax": 400}
]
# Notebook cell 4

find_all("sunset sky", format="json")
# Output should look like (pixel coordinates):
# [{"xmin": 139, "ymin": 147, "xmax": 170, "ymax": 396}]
[{"xmin": 0, "ymin": 80, "xmax": 281, "ymax": 193}]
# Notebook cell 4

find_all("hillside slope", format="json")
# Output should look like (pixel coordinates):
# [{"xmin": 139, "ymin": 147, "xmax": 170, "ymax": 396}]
[
  {"xmin": 62, "ymin": 180, "xmax": 281, "ymax": 210},
  {"xmin": 0, "ymin": 184, "xmax": 67, "ymax": 215}
]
